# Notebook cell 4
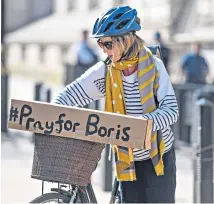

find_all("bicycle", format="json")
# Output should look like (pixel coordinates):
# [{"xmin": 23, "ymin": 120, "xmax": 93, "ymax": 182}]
[
  {"xmin": 30, "ymin": 133, "xmax": 120, "ymax": 204},
  {"xmin": 30, "ymin": 45, "xmax": 163, "ymax": 203},
  {"xmin": 30, "ymin": 177, "xmax": 120, "ymax": 203}
]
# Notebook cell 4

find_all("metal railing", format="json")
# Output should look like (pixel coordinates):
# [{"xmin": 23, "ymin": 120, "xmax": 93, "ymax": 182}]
[
  {"xmin": 192, "ymin": 86, "xmax": 214, "ymax": 203},
  {"xmin": 172, "ymin": 84, "xmax": 214, "ymax": 145},
  {"xmin": 5, "ymin": 76, "xmax": 214, "ymax": 198}
]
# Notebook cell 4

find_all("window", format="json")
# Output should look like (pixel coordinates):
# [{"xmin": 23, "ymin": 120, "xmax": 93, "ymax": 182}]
[
  {"xmin": 114, "ymin": 0, "xmax": 125, "ymax": 6},
  {"xmin": 89, "ymin": 0, "xmax": 99, "ymax": 10},
  {"xmin": 68, "ymin": 0, "xmax": 76, "ymax": 11}
]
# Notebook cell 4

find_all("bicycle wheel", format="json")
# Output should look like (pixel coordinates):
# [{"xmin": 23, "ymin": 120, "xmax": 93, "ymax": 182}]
[{"xmin": 30, "ymin": 192, "xmax": 70, "ymax": 203}]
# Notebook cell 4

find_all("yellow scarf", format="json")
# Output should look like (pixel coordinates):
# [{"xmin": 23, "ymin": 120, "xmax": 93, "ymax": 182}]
[{"xmin": 105, "ymin": 47, "xmax": 165, "ymax": 181}]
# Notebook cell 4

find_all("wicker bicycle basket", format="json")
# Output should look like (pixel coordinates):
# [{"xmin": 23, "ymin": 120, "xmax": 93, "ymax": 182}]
[{"xmin": 31, "ymin": 133, "xmax": 105, "ymax": 187}]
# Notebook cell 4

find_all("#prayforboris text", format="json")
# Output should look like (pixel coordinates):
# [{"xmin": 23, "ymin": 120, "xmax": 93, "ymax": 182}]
[{"xmin": 9, "ymin": 104, "xmax": 131, "ymax": 141}]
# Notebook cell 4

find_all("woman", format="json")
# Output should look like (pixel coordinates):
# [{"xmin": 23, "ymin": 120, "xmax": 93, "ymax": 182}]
[{"xmin": 52, "ymin": 6, "xmax": 178, "ymax": 203}]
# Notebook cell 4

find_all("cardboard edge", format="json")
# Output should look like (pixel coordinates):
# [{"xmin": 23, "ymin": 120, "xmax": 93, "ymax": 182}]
[
  {"xmin": 144, "ymin": 119, "xmax": 153, "ymax": 150},
  {"xmin": 10, "ymin": 98, "xmax": 148, "ymax": 121},
  {"xmin": 8, "ymin": 99, "xmax": 151, "ymax": 149}
]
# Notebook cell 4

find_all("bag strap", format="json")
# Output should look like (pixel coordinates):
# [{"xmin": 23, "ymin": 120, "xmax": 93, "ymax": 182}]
[
  {"xmin": 147, "ymin": 45, "xmax": 163, "ymax": 61},
  {"xmin": 102, "ymin": 57, "xmax": 111, "ymax": 80}
]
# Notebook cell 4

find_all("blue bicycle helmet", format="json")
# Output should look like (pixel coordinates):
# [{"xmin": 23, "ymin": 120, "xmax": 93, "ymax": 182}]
[{"xmin": 90, "ymin": 6, "xmax": 141, "ymax": 38}]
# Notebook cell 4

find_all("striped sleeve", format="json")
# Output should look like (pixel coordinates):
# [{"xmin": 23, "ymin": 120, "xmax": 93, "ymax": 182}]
[
  {"xmin": 143, "ymin": 57, "xmax": 179, "ymax": 131},
  {"xmin": 93, "ymin": 78, "xmax": 106, "ymax": 95},
  {"xmin": 51, "ymin": 61, "xmax": 106, "ymax": 106}
]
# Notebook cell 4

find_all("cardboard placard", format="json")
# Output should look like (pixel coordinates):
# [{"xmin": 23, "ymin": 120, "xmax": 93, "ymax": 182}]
[{"xmin": 8, "ymin": 99, "xmax": 152, "ymax": 149}]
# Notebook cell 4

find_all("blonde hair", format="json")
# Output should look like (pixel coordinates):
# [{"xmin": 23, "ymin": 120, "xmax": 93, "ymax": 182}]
[{"xmin": 112, "ymin": 32, "xmax": 144, "ymax": 60}]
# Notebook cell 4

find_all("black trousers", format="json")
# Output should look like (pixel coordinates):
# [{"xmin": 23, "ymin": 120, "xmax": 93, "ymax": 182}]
[{"xmin": 120, "ymin": 148, "xmax": 176, "ymax": 203}]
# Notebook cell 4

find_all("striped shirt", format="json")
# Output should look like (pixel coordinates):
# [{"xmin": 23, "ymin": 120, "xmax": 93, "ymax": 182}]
[{"xmin": 52, "ymin": 57, "xmax": 179, "ymax": 161}]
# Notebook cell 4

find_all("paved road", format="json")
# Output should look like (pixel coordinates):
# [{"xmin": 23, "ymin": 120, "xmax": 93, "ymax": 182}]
[{"xmin": 1, "ymin": 75, "xmax": 194, "ymax": 203}]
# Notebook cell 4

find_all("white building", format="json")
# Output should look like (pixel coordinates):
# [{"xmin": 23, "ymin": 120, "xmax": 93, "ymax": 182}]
[{"xmin": 5, "ymin": 0, "xmax": 214, "ymax": 85}]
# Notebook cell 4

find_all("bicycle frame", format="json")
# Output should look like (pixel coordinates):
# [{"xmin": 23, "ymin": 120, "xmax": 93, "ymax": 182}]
[
  {"xmin": 110, "ymin": 178, "xmax": 120, "ymax": 203},
  {"xmin": 39, "ymin": 178, "xmax": 120, "ymax": 203}
]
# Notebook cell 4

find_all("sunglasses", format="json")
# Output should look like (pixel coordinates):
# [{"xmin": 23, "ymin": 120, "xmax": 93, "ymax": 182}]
[{"xmin": 97, "ymin": 39, "xmax": 114, "ymax": 50}]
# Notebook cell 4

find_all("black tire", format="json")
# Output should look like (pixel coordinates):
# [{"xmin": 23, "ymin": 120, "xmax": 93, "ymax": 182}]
[{"xmin": 30, "ymin": 192, "xmax": 70, "ymax": 203}]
